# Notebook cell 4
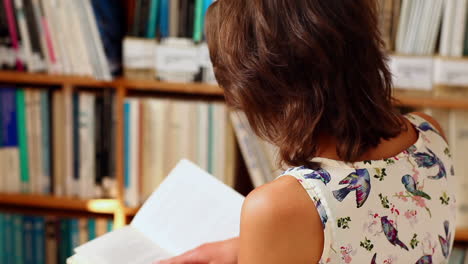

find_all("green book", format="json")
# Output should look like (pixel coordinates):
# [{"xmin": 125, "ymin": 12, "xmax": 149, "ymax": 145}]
[
  {"xmin": 193, "ymin": 0, "xmax": 204, "ymax": 42},
  {"xmin": 147, "ymin": 0, "xmax": 159, "ymax": 38},
  {"xmin": 12, "ymin": 215, "xmax": 23, "ymax": 264},
  {"xmin": 16, "ymin": 90, "xmax": 30, "ymax": 193},
  {"xmin": 463, "ymin": 14, "xmax": 468, "ymax": 56}
]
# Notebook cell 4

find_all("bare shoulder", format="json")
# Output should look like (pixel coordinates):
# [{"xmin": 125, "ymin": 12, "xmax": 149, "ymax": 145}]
[
  {"xmin": 238, "ymin": 176, "xmax": 324, "ymax": 264},
  {"xmin": 411, "ymin": 112, "xmax": 447, "ymax": 140}
]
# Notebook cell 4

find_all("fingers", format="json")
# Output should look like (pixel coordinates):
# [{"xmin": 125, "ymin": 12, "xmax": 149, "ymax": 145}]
[{"xmin": 153, "ymin": 246, "xmax": 209, "ymax": 264}]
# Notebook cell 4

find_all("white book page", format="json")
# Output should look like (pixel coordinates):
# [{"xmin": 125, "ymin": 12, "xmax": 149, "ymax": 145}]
[
  {"xmin": 74, "ymin": 226, "xmax": 173, "ymax": 264},
  {"xmin": 131, "ymin": 160, "xmax": 245, "ymax": 255}
]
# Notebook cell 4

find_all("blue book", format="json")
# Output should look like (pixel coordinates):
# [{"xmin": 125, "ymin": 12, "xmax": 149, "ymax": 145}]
[
  {"xmin": 0, "ymin": 214, "xmax": 5, "ymax": 263},
  {"xmin": 90, "ymin": 0, "xmax": 124, "ymax": 75},
  {"xmin": 201, "ymin": 0, "xmax": 212, "ymax": 38},
  {"xmin": 87, "ymin": 219, "xmax": 96, "ymax": 240},
  {"xmin": 4, "ymin": 214, "xmax": 13, "ymax": 263},
  {"xmin": 12, "ymin": 215, "xmax": 23, "ymax": 264},
  {"xmin": 22, "ymin": 215, "xmax": 34, "ymax": 264},
  {"xmin": 124, "ymin": 102, "xmax": 131, "ymax": 195},
  {"xmin": 147, "ymin": 0, "xmax": 159, "ymax": 38},
  {"xmin": 0, "ymin": 88, "xmax": 19, "ymax": 147},
  {"xmin": 106, "ymin": 219, "xmax": 113, "ymax": 232},
  {"xmin": 58, "ymin": 219, "xmax": 69, "ymax": 264},
  {"xmin": 33, "ymin": 217, "xmax": 45, "ymax": 264},
  {"xmin": 69, "ymin": 219, "xmax": 79, "ymax": 257},
  {"xmin": 40, "ymin": 91, "xmax": 51, "ymax": 194},
  {"xmin": 159, "ymin": 0, "xmax": 169, "ymax": 37}
]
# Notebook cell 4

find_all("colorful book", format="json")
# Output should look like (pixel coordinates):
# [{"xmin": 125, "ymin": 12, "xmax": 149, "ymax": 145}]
[
  {"xmin": 33, "ymin": 216, "xmax": 45, "ymax": 264},
  {"xmin": 3, "ymin": 0, "xmax": 24, "ymax": 70},
  {"xmin": 22, "ymin": 215, "xmax": 34, "ymax": 264},
  {"xmin": 40, "ymin": 91, "xmax": 52, "ymax": 194},
  {"xmin": 16, "ymin": 89, "xmax": 30, "ymax": 193},
  {"xmin": 147, "ymin": 0, "xmax": 159, "ymax": 38},
  {"xmin": 12, "ymin": 215, "xmax": 23, "ymax": 264},
  {"xmin": 159, "ymin": 0, "xmax": 169, "ymax": 37},
  {"xmin": 0, "ymin": 88, "xmax": 20, "ymax": 193},
  {"xmin": 193, "ymin": 0, "xmax": 203, "ymax": 41},
  {"xmin": 87, "ymin": 218, "xmax": 96, "ymax": 240}
]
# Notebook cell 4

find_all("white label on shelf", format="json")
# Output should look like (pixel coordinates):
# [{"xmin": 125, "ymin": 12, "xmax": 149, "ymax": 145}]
[
  {"xmin": 123, "ymin": 38, "xmax": 156, "ymax": 69},
  {"xmin": 390, "ymin": 56, "xmax": 433, "ymax": 91},
  {"xmin": 155, "ymin": 45, "xmax": 200, "ymax": 73},
  {"xmin": 434, "ymin": 58, "xmax": 468, "ymax": 86},
  {"xmin": 198, "ymin": 43, "xmax": 213, "ymax": 68}
]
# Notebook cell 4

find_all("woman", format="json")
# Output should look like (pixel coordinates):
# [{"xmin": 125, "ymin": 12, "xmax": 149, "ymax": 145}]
[{"xmin": 157, "ymin": 0, "xmax": 456, "ymax": 263}]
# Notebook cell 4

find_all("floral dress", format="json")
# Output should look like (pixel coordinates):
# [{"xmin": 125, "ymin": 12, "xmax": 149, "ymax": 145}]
[{"xmin": 280, "ymin": 114, "xmax": 456, "ymax": 264}]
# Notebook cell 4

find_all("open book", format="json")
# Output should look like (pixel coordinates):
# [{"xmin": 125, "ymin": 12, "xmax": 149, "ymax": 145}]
[{"xmin": 67, "ymin": 160, "xmax": 245, "ymax": 264}]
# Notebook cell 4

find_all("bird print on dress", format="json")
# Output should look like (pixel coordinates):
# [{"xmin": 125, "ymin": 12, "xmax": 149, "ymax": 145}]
[
  {"xmin": 303, "ymin": 169, "xmax": 331, "ymax": 185},
  {"xmin": 381, "ymin": 216, "xmax": 409, "ymax": 251},
  {"xmin": 315, "ymin": 198, "xmax": 328, "ymax": 229},
  {"xmin": 411, "ymin": 148, "xmax": 446, "ymax": 180},
  {"xmin": 370, "ymin": 253, "xmax": 377, "ymax": 264},
  {"xmin": 438, "ymin": 221, "xmax": 451, "ymax": 259},
  {"xmin": 415, "ymin": 255, "xmax": 433, "ymax": 264},
  {"xmin": 418, "ymin": 122, "xmax": 440, "ymax": 135},
  {"xmin": 333, "ymin": 169, "xmax": 371, "ymax": 208},
  {"xmin": 402, "ymin": 175, "xmax": 431, "ymax": 200}
]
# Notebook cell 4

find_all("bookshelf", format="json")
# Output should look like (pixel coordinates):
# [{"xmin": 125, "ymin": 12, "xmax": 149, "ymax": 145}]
[{"xmin": 1, "ymin": 70, "xmax": 468, "ymax": 242}]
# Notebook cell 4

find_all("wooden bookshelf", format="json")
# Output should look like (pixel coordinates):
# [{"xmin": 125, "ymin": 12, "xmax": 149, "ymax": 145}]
[
  {"xmin": 1, "ymin": 71, "xmax": 468, "ymax": 241},
  {"xmin": 0, "ymin": 193, "xmax": 119, "ymax": 214},
  {"xmin": 456, "ymin": 229, "xmax": 468, "ymax": 242}
]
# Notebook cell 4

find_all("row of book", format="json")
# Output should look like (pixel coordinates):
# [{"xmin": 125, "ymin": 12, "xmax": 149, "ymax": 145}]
[
  {"xmin": 123, "ymin": 98, "xmax": 235, "ymax": 207},
  {"xmin": 0, "ymin": 87, "xmax": 117, "ymax": 199},
  {"xmin": 0, "ymin": 0, "xmax": 123, "ymax": 79},
  {"xmin": 0, "ymin": 212, "xmax": 112, "ymax": 264},
  {"xmin": 377, "ymin": 0, "xmax": 468, "ymax": 56},
  {"xmin": 128, "ymin": 0, "xmax": 213, "ymax": 41}
]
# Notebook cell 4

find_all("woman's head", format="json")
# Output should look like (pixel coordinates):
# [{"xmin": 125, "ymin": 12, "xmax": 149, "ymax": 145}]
[{"xmin": 206, "ymin": 0, "xmax": 404, "ymax": 168}]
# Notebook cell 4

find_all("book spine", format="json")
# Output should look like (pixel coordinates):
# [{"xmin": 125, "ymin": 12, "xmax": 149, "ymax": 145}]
[
  {"xmin": 3, "ymin": 0, "xmax": 24, "ymax": 70},
  {"xmin": 207, "ymin": 103, "xmax": 214, "ymax": 174},
  {"xmin": 22, "ymin": 215, "xmax": 34, "ymax": 264},
  {"xmin": 16, "ymin": 89, "xmax": 30, "ymax": 193},
  {"xmin": 72, "ymin": 92, "xmax": 79, "ymax": 197},
  {"xmin": 79, "ymin": 93, "xmax": 96, "ymax": 199},
  {"xmin": 52, "ymin": 90, "xmax": 63, "ymax": 196},
  {"xmin": 0, "ymin": 214, "xmax": 4, "ymax": 263},
  {"xmin": 4, "ymin": 214, "xmax": 13, "ymax": 263},
  {"xmin": 124, "ymin": 101, "xmax": 131, "ymax": 205},
  {"xmin": 58, "ymin": 219, "xmax": 70, "ymax": 264},
  {"xmin": 40, "ymin": 90, "xmax": 51, "ymax": 194},
  {"xmin": 78, "ymin": 218, "xmax": 88, "ymax": 245},
  {"xmin": 13, "ymin": 0, "xmax": 34, "ymax": 72},
  {"xmin": 159, "ymin": 0, "xmax": 169, "ymax": 38},
  {"xmin": 33, "ymin": 90, "xmax": 44, "ymax": 194},
  {"xmin": 69, "ymin": 218, "xmax": 79, "ymax": 256},
  {"xmin": 31, "ymin": 0, "xmax": 52, "ymax": 72},
  {"xmin": 45, "ymin": 216, "xmax": 58, "ymax": 264},
  {"xmin": 87, "ymin": 218, "xmax": 96, "ymax": 240},
  {"xmin": 193, "ymin": 0, "xmax": 203, "ymax": 41},
  {"xmin": 25, "ymin": 89, "xmax": 37, "ymax": 193},
  {"xmin": 95, "ymin": 95, "xmax": 104, "ymax": 196},
  {"xmin": 63, "ymin": 86, "xmax": 74, "ymax": 197},
  {"xmin": 169, "ymin": 0, "xmax": 179, "ymax": 37},
  {"xmin": 12, "ymin": 214, "xmax": 23, "ymax": 264},
  {"xmin": 23, "ymin": 0, "xmax": 45, "ymax": 71},
  {"xmin": 33, "ymin": 216, "xmax": 45, "ymax": 264},
  {"xmin": 39, "ymin": 4, "xmax": 57, "ymax": 70},
  {"xmin": 0, "ymin": 88, "xmax": 20, "ymax": 192},
  {"xmin": 147, "ymin": 0, "xmax": 159, "ymax": 38}
]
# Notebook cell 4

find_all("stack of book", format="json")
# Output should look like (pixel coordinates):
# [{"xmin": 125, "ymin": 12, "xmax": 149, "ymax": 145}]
[
  {"xmin": 0, "ymin": 212, "xmax": 112, "ymax": 264},
  {"xmin": 0, "ymin": 87, "xmax": 117, "ymax": 199},
  {"xmin": 0, "ymin": 0, "xmax": 123, "ymax": 79},
  {"xmin": 123, "ymin": 0, "xmax": 216, "ymax": 83},
  {"xmin": 123, "ymin": 98, "xmax": 236, "ymax": 207},
  {"xmin": 377, "ymin": 0, "xmax": 468, "ymax": 56}
]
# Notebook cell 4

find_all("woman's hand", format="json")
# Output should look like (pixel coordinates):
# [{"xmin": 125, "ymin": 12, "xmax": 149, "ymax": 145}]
[{"xmin": 155, "ymin": 237, "xmax": 239, "ymax": 264}]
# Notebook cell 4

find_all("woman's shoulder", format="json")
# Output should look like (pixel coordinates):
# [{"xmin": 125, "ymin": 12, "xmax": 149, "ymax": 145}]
[
  {"xmin": 408, "ymin": 112, "xmax": 447, "ymax": 140},
  {"xmin": 239, "ymin": 176, "xmax": 324, "ymax": 263}
]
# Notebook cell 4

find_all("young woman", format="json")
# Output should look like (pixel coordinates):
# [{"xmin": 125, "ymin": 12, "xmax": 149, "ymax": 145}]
[{"xmin": 157, "ymin": 0, "xmax": 456, "ymax": 263}]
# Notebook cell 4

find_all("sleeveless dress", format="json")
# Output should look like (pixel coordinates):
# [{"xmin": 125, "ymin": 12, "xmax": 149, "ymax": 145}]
[{"xmin": 279, "ymin": 114, "xmax": 456, "ymax": 264}]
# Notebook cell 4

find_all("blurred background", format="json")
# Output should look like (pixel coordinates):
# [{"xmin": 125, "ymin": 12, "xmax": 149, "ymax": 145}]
[{"xmin": 0, "ymin": 0, "xmax": 468, "ymax": 263}]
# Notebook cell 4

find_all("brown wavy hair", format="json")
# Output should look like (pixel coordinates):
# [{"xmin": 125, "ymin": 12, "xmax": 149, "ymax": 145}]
[{"xmin": 205, "ymin": 0, "xmax": 404, "ymax": 168}]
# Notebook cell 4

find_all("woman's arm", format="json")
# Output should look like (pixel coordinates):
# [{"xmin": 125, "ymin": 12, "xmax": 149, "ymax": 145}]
[{"xmin": 238, "ymin": 176, "xmax": 324, "ymax": 264}]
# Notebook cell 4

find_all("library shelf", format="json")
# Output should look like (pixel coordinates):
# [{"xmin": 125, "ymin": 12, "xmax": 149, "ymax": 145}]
[
  {"xmin": 0, "ymin": 193, "xmax": 120, "ymax": 215},
  {"xmin": 456, "ymin": 229, "xmax": 468, "ymax": 242}
]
